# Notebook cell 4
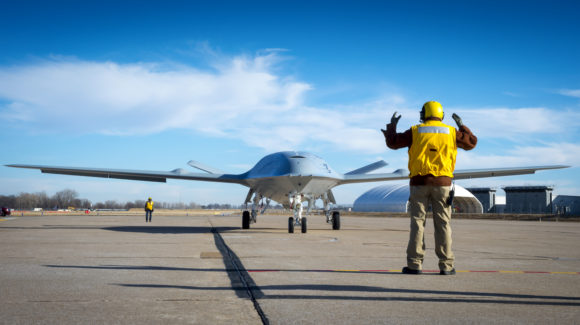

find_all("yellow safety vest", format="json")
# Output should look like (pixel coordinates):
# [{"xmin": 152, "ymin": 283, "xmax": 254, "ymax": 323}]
[
  {"xmin": 408, "ymin": 120, "xmax": 457, "ymax": 178},
  {"xmin": 146, "ymin": 201, "xmax": 154, "ymax": 211}
]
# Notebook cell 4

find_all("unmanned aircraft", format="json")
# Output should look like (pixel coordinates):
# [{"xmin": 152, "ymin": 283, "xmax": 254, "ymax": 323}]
[{"xmin": 6, "ymin": 151, "xmax": 568, "ymax": 233}]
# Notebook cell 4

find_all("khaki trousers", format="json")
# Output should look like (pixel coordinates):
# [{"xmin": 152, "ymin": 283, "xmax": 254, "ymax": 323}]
[{"xmin": 407, "ymin": 185, "xmax": 454, "ymax": 271}]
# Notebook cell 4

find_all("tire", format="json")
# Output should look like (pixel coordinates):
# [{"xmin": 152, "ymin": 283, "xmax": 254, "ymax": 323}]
[
  {"xmin": 288, "ymin": 217, "xmax": 294, "ymax": 233},
  {"xmin": 332, "ymin": 211, "xmax": 341, "ymax": 230},
  {"xmin": 242, "ymin": 211, "xmax": 250, "ymax": 229},
  {"xmin": 301, "ymin": 217, "xmax": 307, "ymax": 233}
]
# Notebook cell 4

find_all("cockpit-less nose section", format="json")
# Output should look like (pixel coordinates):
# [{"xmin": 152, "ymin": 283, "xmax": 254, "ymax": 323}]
[{"xmin": 7, "ymin": 151, "xmax": 568, "ymax": 233}]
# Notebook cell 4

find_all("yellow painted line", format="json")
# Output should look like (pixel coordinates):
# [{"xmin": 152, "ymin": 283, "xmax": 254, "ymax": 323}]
[
  {"xmin": 499, "ymin": 270, "xmax": 525, "ymax": 274},
  {"xmin": 551, "ymin": 272, "xmax": 579, "ymax": 275}
]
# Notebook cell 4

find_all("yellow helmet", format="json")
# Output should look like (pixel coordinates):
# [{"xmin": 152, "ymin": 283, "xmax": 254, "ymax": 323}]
[{"xmin": 420, "ymin": 101, "xmax": 444, "ymax": 122}]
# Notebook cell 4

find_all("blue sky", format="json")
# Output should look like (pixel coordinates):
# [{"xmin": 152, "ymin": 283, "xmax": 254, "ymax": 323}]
[{"xmin": 1, "ymin": 0, "xmax": 579, "ymax": 205}]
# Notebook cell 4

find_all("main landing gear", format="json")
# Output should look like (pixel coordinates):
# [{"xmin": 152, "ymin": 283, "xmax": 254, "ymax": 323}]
[
  {"xmin": 241, "ymin": 210, "xmax": 257, "ymax": 229},
  {"xmin": 331, "ymin": 211, "xmax": 340, "ymax": 230},
  {"xmin": 325, "ymin": 210, "xmax": 340, "ymax": 230},
  {"xmin": 242, "ymin": 210, "xmax": 341, "ymax": 232}
]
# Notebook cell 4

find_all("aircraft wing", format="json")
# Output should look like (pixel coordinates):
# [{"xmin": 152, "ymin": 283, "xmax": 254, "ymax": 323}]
[
  {"xmin": 452, "ymin": 165, "xmax": 570, "ymax": 180},
  {"xmin": 338, "ymin": 165, "xmax": 569, "ymax": 185},
  {"xmin": 339, "ymin": 169, "xmax": 409, "ymax": 184},
  {"xmin": 5, "ymin": 164, "xmax": 249, "ymax": 185}
]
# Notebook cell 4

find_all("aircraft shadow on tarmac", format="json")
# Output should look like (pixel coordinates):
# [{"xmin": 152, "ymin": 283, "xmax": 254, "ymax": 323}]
[
  {"xmin": 44, "ymin": 227, "xmax": 580, "ymax": 308},
  {"xmin": 103, "ymin": 226, "xmax": 238, "ymax": 234},
  {"xmin": 43, "ymin": 262, "xmax": 580, "ymax": 307},
  {"xmin": 44, "ymin": 264, "xmax": 580, "ymax": 306},
  {"xmin": 0, "ymin": 226, "xmax": 238, "ymax": 234},
  {"xmin": 114, "ymin": 283, "xmax": 580, "ymax": 307}
]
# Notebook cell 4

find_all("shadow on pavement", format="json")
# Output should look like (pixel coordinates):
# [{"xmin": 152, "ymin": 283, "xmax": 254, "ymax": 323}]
[
  {"xmin": 114, "ymin": 283, "xmax": 580, "ymax": 306},
  {"xmin": 44, "ymin": 264, "xmax": 580, "ymax": 306},
  {"xmin": 104, "ymin": 226, "xmax": 238, "ymax": 234}
]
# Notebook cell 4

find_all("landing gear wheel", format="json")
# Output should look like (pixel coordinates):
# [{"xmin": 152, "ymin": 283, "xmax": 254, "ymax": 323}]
[
  {"xmin": 301, "ymin": 217, "xmax": 307, "ymax": 233},
  {"xmin": 332, "ymin": 211, "xmax": 340, "ymax": 230},
  {"xmin": 242, "ymin": 211, "xmax": 250, "ymax": 229},
  {"xmin": 288, "ymin": 217, "xmax": 294, "ymax": 233}
]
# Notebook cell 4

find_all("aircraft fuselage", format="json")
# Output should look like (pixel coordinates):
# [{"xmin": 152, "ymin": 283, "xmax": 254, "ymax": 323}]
[{"xmin": 241, "ymin": 151, "xmax": 342, "ymax": 206}]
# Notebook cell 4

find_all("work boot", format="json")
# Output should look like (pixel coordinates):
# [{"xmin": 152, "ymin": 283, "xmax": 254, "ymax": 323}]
[
  {"xmin": 402, "ymin": 267, "xmax": 422, "ymax": 275},
  {"xmin": 440, "ymin": 268, "xmax": 456, "ymax": 275}
]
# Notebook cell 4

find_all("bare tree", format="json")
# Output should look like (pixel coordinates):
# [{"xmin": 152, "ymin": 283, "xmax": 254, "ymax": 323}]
[
  {"xmin": 53, "ymin": 189, "xmax": 79, "ymax": 209},
  {"xmin": 1, "ymin": 189, "xmax": 211, "ymax": 211},
  {"xmin": 36, "ymin": 191, "xmax": 50, "ymax": 209}
]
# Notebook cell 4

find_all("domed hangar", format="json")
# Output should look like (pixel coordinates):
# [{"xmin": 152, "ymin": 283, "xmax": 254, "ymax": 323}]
[{"xmin": 353, "ymin": 183, "xmax": 483, "ymax": 213}]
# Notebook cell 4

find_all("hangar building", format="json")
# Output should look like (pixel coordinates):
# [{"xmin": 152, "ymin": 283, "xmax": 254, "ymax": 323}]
[
  {"xmin": 466, "ymin": 187, "xmax": 497, "ymax": 213},
  {"xmin": 353, "ymin": 184, "xmax": 483, "ymax": 213},
  {"xmin": 552, "ymin": 195, "xmax": 580, "ymax": 216},
  {"xmin": 503, "ymin": 186, "xmax": 554, "ymax": 214}
]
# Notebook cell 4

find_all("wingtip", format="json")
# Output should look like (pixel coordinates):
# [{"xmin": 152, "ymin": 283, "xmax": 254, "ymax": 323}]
[{"xmin": 548, "ymin": 165, "xmax": 571, "ymax": 170}]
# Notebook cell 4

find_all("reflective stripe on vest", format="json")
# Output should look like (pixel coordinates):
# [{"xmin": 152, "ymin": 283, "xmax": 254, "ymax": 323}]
[
  {"xmin": 408, "ymin": 121, "xmax": 457, "ymax": 178},
  {"xmin": 418, "ymin": 126, "xmax": 450, "ymax": 134}
]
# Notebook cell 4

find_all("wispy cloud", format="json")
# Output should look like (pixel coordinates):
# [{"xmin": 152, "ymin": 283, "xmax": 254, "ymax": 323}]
[
  {"xmin": 0, "ymin": 53, "xmax": 578, "ymax": 158},
  {"xmin": 502, "ymin": 91, "xmax": 520, "ymax": 97},
  {"xmin": 449, "ymin": 107, "xmax": 580, "ymax": 142},
  {"xmin": 0, "ymin": 54, "xmax": 407, "ymax": 153},
  {"xmin": 0, "ymin": 54, "xmax": 311, "ymax": 136},
  {"xmin": 557, "ymin": 89, "xmax": 580, "ymax": 98},
  {"xmin": 458, "ymin": 142, "xmax": 580, "ymax": 168}
]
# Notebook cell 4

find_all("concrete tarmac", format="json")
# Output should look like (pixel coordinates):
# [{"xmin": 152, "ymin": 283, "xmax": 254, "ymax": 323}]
[{"xmin": 1, "ymin": 213, "xmax": 579, "ymax": 324}]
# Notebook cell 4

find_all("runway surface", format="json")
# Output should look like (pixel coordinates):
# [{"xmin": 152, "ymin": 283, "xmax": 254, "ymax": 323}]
[{"xmin": 1, "ymin": 213, "xmax": 579, "ymax": 324}]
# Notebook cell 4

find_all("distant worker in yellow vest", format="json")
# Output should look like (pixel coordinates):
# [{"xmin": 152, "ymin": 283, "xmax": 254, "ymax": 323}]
[
  {"xmin": 145, "ymin": 197, "xmax": 154, "ymax": 222},
  {"xmin": 382, "ymin": 101, "xmax": 477, "ymax": 275}
]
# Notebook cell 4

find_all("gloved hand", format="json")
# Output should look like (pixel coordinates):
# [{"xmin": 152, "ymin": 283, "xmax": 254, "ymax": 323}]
[
  {"xmin": 382, "ymin": 112, "xmax": 401, "ymax": 134},
  {"xmin": 452, "ymin": 113, "xmax": 464, "ymax": 128},
  {"xmin": 391, "ymin": 111, "xmax": 401, "ymax": 125}
]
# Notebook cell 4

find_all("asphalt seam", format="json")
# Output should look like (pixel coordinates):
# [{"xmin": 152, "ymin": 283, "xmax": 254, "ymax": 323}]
[{"xmin": 210, "ymin": 224, "xmax": 269, "ymax": 325}]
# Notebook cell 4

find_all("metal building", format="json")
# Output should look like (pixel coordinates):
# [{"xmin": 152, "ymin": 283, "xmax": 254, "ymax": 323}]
[
  {"xmin": 466, "ymin": 187, "xmax": 497, "ymax": 213},
  {"xmin": 353, "ymin": 183, "xmax": 483, "ymax": 213},
  {"xmin": 503, "ymin": 186, "xmax": 554, "ymax": 214},
  {"xmin": 552, "ymin": 195, "xmax": 580, "ymax": 216}
]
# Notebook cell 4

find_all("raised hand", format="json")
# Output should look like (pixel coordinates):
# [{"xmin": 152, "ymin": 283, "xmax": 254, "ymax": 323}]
[{"xmin": 452, "ymin": 113, "xmax": 463, "ymax": 128}]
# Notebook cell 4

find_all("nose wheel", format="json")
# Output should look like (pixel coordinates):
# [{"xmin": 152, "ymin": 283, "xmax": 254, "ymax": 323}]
[{"xmin": 288, "ymin": 217, "xmax": 307, "ymax": 233}]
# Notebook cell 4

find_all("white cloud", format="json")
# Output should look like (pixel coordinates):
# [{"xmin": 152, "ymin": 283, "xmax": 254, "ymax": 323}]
[
  {"xmin": 450, "ymin": 107, "xmax": 580, "ymax": 141},
  {"xmin": 0, "ymin": 56, "xmax": 410, "ymax": 154},
  {"xmin": 1, "ymin": 54, "xmax": 578, "ymax": 157},
  {"xmin": 558, "ymin": 89, "xmax": 580, "ymax": 98},
  {"xmin": 502, "ymin": 91, "xmax": 520, "ymax": 97},
  {"xmin": 457, "ymin": 142, "xmax": 580, "ymax": 169},
  {"xmin": 0, "ymin": 55, "xmax": 311, "ymax": 136}
]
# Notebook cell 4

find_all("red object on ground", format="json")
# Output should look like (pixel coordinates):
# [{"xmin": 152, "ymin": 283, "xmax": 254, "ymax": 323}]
[{"xmin": 1, "ymin": 207, "xmax": 11, "ymax": 216}]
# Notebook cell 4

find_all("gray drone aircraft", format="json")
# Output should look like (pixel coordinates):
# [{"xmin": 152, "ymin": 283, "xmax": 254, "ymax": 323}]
[{"xmin": 7, "ymin": 151, "xmax": 568, "ymax": 233}]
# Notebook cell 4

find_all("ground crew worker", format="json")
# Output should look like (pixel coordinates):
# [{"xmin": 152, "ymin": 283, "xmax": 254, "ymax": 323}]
[
  {"xmin": 145, "ymin": 197, "xmax": 154, "ymax": 222},
  {"xmin": 382, "ymin": 101, "xmax": 477, "ymax": 275}
]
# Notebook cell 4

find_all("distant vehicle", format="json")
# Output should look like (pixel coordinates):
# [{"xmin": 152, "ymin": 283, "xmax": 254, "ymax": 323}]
[{"xmin": 1, "ymin": 207, "xmax": 10, "ymax": 216}]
